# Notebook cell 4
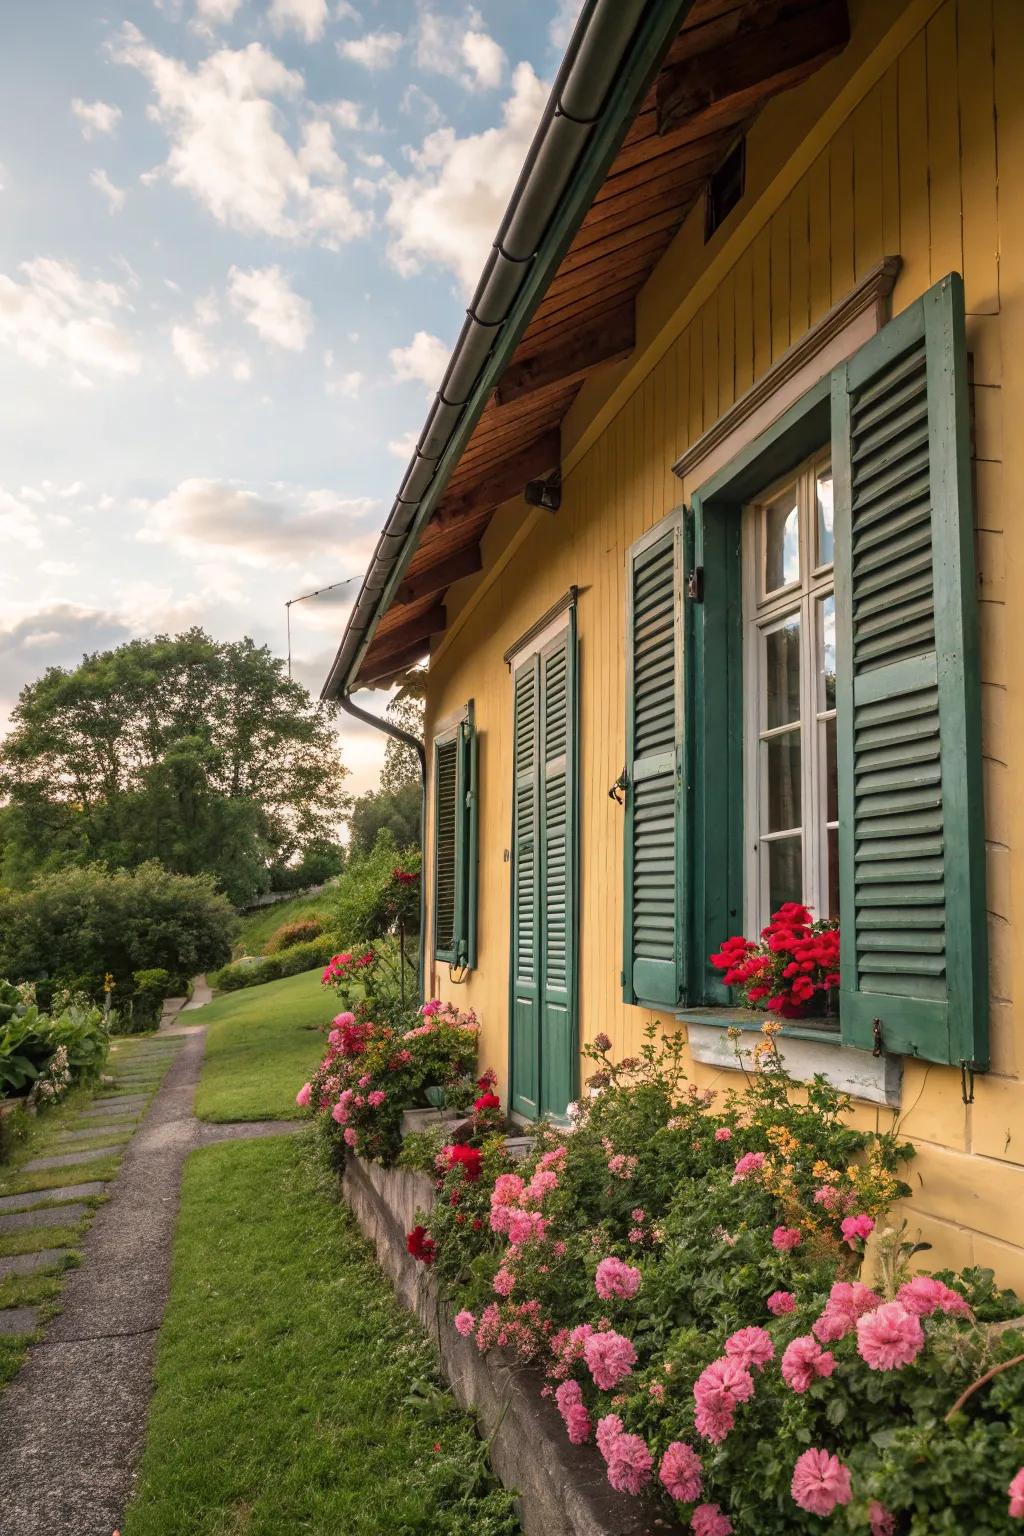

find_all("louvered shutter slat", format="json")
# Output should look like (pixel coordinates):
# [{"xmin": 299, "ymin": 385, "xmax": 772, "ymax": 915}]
[
  {"xmin": 511, "ymin": 658, "xmax": 541, "ymax": 1118},
  {"xmin": 433, "ymin": 739, "xmax": 459, "ymax": 961},
  {"xmin": 833, "ymin": 272, "xmax": 987, "ymax": 1067}
]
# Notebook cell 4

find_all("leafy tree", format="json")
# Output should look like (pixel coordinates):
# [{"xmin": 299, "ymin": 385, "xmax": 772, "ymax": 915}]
[
  {"xmin": 0, "ymin": 629, "xmax": 350, "ymax": 906},
  {"xmin": 0, "ymin": 860, "xmax": 235, "ymax": 1005},
  {"xmin": 379, "ymin": 679, "xmax": 424, "ymax": 796},
  {"xmin": 348, "ymin": 781, "xmax": 421, "ymax": 857}
]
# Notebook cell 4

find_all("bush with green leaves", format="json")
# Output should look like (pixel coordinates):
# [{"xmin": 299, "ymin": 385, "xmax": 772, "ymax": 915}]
[
  {"xmin": 0, "ymin": 982, "xmax": 108, "ymax": 1100},
  {"xmin": 121, "ymin": 967, "xmax": 173, "ymax": 1032},
  {"xmin": 0, "ymin": 860, "xmax": 235, "ymax": 1009},
  {"xmin": 211, "ymin": 933, "xmax": 343, "ymax": 992},
  {"xmin": 396, "ymin": 1023, "xmax": 1024, "ymax": 1533},
  {"xmin": 264, "ymin": 916, "xmax": 324, "ymax": 954},
  {"xmin": 327, "ymin": 829, "xmax": 420, "ymax": 945}
]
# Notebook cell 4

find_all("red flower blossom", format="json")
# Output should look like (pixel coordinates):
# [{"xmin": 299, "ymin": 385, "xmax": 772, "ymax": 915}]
[
  {"xmin": 474, "ymin": 1091, "xmax": 501, "ymax": 1113},
  {"xmin": 447, "ymin": 1144, "xmax": 483, "ymax": 1182},
  {"xmin": 406, "ymin": 1225, "xmax": 436, "ymax": 1265}
]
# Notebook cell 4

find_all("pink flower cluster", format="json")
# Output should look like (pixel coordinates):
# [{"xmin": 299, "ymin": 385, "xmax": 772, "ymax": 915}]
[
  {"xmin": 767, "ymin": 1290, "xmax": 796, "ymax": 1316},
  {"xmin": 813, "ymin": 1280, "xmax": 882, "ymax": 1342},
  {"xmin": 691, "ymin": 1505, "xmax": 732, "ymax": 1536},
  {"xmin": 840, "ymin": 1212, "xmax": 875, "ymax": 1246},
  {"xmin": 896, "ymin": 1274, "xmax": 973, "ymax": 1319},
  {"xmin": 856, "ymin": 1301, "xmax": 924, "ymax": 1371},
  {"xmin": 692, "ymin": 1356, "xmax": 755, "ymax": 1442},
  {"xmin": 781, "ymin": 1335, "xmax": 836, "ymax": 1393},
  {"xmin": 595, "ymin": 1414, "xmax": 652, "ymax": 1495},
  {"xmin": 771, "ymin": 1225, "xmax": 801, "ymax": 1251},
  {"xmin": 659, "ymin": 1441, "xmax": 702, "ymax": 1503},
  {"xmin": 594, "ymin": 1256, "xmax": 642, "ymax": 1301},
  {"xmin": 730, "ymin": 1151, "xmax": 766, "ymax": 1184},
  {"xmin": 1009, "ymin": 1467, "xmax": 1024, "ymax": 1518},
  {"xmin": 790, "ymin": 1447, "xmax": 852, "ymax": 1516},
  {"xmin": 584, "ymin": 1329, "xmax": 638, "ymax": 1391},
  {"xmin": 554, "ymin": 1379, "xmax": 592, "ymax": 1445},
  {"xmin": 723, "ymin": 1327, "xmax": 774, "ymax": 1372}
]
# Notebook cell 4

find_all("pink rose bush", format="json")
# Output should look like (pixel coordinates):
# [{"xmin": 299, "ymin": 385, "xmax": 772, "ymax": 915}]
[{"xmin": 394, "ymin": 1023, "xmax": 1024, "ymax": 1531}]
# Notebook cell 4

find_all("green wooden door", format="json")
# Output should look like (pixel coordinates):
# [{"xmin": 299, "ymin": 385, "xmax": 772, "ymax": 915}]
[{"xmin": 510, "ymin": 616, "xmax": 578, "ymax": 1119}]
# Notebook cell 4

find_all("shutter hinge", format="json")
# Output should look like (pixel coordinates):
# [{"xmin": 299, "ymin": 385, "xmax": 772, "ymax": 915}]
[
  {"xmin": 960, "ymin": 1060, "xmax": 976, "ymax": 1105},
  {"xmin": 686, "ymin": 566, "xmax": 704, "ymax": 602},
  {"xmin": 608, "ymin": 767, "xmax": 628, "ymax": 804},
  {"xmin": 620, "ymin": 970, "xmax": 626, "ymax": 987},
  {"xmin": 872, "ymin": 1018, "xmax": 884, "ymax": 1057}
]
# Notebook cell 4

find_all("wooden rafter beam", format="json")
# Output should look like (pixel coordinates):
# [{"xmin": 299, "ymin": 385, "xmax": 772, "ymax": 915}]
[
  {"xmin": 494, "ymin": 303, "xmax": 635, "ymax": 407},
  {"xmin": 432, "ymin": 428, "xmax": 561, "ymax": 528},
  {"xmin": 656, "ymin": 0, "xmax": 849, "ymax": 138},
  {"xmin": 371, "ymin": 601, "xmax": 447, "ymax": 655},
  {"xmin": 358, "ymin": 637, "xmax": 431, "ymax": 685},
  {"xmin": 395, "ymin": 543, "xmax": 483, "ymax": 606}
]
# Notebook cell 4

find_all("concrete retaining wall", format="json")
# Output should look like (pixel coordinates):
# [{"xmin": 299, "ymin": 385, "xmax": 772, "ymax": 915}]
[{"xmin": 342, "ymin": 1154, "xmax": 682, "ymax": 1536}]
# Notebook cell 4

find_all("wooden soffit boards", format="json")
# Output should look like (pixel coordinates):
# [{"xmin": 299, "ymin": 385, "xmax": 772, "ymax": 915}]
[{"xmin": 354, "ymin": 0, "xmax": 852, "ymax": 684}]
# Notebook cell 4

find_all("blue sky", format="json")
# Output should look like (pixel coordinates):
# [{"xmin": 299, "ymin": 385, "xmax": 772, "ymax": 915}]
[{"xmin": 0, "ymin": 0, "xmax": 579, "ymax": 790}]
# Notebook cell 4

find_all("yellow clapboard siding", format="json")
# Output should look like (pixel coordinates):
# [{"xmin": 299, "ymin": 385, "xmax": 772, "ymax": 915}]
[{"xmin": 420, "ymin": 0, "xmax": 1024, "ymax": 1279}]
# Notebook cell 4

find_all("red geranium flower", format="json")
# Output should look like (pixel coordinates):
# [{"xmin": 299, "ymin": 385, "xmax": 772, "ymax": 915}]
[
  {"xmin": 406, "ymin": 1225, "xmax": 436, "ymax": 1265},
  {"xmin": 474, "ymin": 1091, "xmax": 501, "ymax": 1114},
  {"xmin": 447, "ymin": 1144, "xmax": 482, "ymax": 1182}
]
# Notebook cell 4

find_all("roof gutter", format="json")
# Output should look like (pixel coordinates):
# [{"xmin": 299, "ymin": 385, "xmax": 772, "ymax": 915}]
[{"xmin": 322, "ymin": 0, "xmax": 697, "ymax": 703}]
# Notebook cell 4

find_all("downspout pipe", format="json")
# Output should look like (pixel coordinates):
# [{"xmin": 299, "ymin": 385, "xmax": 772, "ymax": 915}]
[{"xmin": 338, "ymin": 691, "xmax": 427, "ymax": 1003}]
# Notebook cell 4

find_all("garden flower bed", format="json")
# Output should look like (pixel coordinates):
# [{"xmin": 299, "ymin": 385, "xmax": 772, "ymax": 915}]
[{"xmin": 301, "ymin": 1012, "xmax": 1024, "ymax": 1535}]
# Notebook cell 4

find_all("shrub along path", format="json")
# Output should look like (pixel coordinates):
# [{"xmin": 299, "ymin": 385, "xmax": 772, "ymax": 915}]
[{"xmin": 0, "ymin": 1004, "xmax": 306, "ymax": 1536}]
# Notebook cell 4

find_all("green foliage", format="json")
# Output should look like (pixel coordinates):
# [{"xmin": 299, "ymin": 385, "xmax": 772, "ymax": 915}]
[
  {"xmin": 0, "ymin": 860, "xmax": 235, "ymax": 1007},
  {"xmin": 125, "ymin": 967, "xmax": 173, "ymax": 1031},
  {"xmin": 0, "ymin": 986, "xmax": 108, "ymax": 1100},
  {"xmin": 264, "ymin": 916, "xmax": 324, "ymax": 954},
  {"xmin": 0, "ymin": 629, "xmax": 351, "ymax": 906},
  {"xmin": 266, "ymin": 841, "xmax": 346, "ymax": 892},
  {"xmin": 348, "ymin": 782, "xmax": 422, "ymax": 858},
  {"xmin": 211, "ymin": 932, "xmax": 342, "ymax": 993},
  {"xmin": 328, "ymin": 829, "xmax": 421, "ymax": 945},
  {"xmin": 231, "ymin": 884, "xmax": 339, "ymax": 959}
]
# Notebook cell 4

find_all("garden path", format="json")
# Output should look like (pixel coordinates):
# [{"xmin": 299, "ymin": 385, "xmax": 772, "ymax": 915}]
[{"xmin": 0, "ymin": 1015, "xmax": 301, "ymax": 1536}]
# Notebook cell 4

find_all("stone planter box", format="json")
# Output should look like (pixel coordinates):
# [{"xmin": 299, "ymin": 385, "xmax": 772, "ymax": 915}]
[{"xmin": 342, "ymin": 1153, "xmax": 682, "ymax": 1536}]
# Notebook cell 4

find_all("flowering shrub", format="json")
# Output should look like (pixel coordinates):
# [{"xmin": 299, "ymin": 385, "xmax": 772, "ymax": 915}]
[
  {"xmin": 297, "ymin": 999, "xmax": 484, "ymax": 1166},
  {"xmin": 711, "ymin": 903, "xmax": 840, "ymax": 1017},
  {"xmin": 404, "ymin": 1022, "xmax": 1024, "ymax": 1532}
]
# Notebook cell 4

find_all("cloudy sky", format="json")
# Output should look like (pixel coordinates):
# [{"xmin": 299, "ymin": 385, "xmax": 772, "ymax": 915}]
[{"xmin": 0, "ymin": 0, "xmax": 580, "ymax": 791}]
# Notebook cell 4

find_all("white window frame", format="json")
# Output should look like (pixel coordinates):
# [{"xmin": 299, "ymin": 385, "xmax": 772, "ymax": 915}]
[{"xmin": 741, "ymin": 448, "xmax": 836, "ymax": 935}]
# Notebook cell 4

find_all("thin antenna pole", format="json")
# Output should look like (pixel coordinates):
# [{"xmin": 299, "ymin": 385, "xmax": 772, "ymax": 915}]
[{"xmin": 285, "ymin": 575, "xmax": 360, "ymax": 680}]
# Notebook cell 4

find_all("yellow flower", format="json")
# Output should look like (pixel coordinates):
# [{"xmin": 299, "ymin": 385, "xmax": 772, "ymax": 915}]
[{"xmin": 761, "ymin": 1020, "xmax": 783, "ymax": 1039}]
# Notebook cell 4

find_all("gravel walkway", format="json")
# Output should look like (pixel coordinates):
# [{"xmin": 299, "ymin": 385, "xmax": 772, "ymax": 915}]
[{"xmin": 0, "ymin": 988, "xmax": 304, "ymax": 1535}]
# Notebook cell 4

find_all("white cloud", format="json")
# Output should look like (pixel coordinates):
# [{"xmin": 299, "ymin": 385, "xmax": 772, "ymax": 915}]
[
  {"xmin": 334, "ymin": 1, "xmax": 360, "ymax": 18},
  {"xmin": 194, "ymin": 0, "xmax": 243, "ymax": 23},
  {"xmin": 389, "ymin": 329, "xmax": 448, "ymax": 392},
  {"xmin": 268, "ymin": 0, "xmax": 328, "ymax": 42},
  {"xmin": 385, "ymin": 62, "xmax": 547, "ymax": 292},
  {"xmin": 388, "ymin": 429, "xmax": 418, "ymax": 460},
  {"xmin": 139, "ymin": 477, "xmax": 379, "ymax": 567},
  {"xmin": 171, "ymin": 322, "xmax": 215, "ymax": 376},
  {"xmin": 339, "ymin": 29, "xmax": 403, "ymax": 69},
  {"xmin": 326, "ymin": 368, "xmax": 363, "ymax": 397},
  {"xmin": 71, "ymin": 98, "xmax": 123, "ymax": 139},
  {"xmin": 228, "ymin": 264, "xmax": 313, "ymax": 352},
  {"xmin": 111, "ymin": 25, "xmax": 372, "ymax": 249},
  {"xmin": 400, "ymin": 84, "xmax": 444, "ymax": 129},
  {"xmin": 90, "ymin": 168, "xmax": 127, "ymax": 213},
  {"xmin": 0, "ymin": 487, "xmax": 43, "ymax": 550},
  {"xmin": 0, "ymin": 257, "xmax": 141, "ymax": 383},
  {"xmin": 233, "ymin": 355, "xmax": 252, "ymax": 381},
  {"xmin": 415, "ymin": 9, "xmax": 506, "ymax": 92},
  {"xmin": 549, "ymin": 0, "xmax": 584, "ymax": 49}
]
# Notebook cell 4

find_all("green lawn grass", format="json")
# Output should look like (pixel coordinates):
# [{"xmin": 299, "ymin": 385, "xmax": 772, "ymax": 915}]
[
  {"xmin": 123, "ymin": 1136, "xmax": 519, "ymax": 1536},
  {"xmin": 193, "ymin": 967, "xmax": 329, "ymax": 1122},
  {"xmin": 232, "ymin": 885, "xmax": 338, "ymax": 958}
]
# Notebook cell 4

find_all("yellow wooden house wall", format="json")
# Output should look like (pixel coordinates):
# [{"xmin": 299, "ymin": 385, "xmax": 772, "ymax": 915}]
[{"xmin": 421, "ymin": 0, "xmax": 1024, "ymax": 1285}]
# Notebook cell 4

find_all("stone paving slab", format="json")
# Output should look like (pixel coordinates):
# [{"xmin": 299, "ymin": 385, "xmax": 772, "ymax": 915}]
[
  {"xmin": 0, "ymin": 1248, "xmax": 69, "ymax": 1280},
  {"xmin": 0, "ymin": 1182, "xmax": 108, "ymax": 1214},
  {"xmin": 0, "ymin": 1306, "xmax": 39, "ymax": 1335},
  {"xmin": 80, "ymin": 1103, "xmax": 143, "ymax": 1120},
  {"xmin": 54, "ymin": 1127, "xmax": 132, "ymax": 1145},
  {"xmin": 0, "ymin": 1204, "xmax": 87, "ymax": 1235},
  {"xmin": 0, "ymin": 1028, "xmax": 207, "ymax": 1534},
  {"xmin": 22, "ymin": 1148, "xmax": 123, "ymax": 1173},
  {"xmin": 92, "ymin": 1093, "xmax": 149, "ymax": 1108}
]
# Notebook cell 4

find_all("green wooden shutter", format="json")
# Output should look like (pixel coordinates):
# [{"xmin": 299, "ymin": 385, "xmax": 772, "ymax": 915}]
[
  {"xmin": 459, "ymin": 714, "xmax": 479, "ymax": 971},
  {"xmin": 539, "ymin": 617, "xmax": 577, "ymax": 1117},
  {"xmin": 832, "ymin": 271, "xmax": 987, "ymax": 1068},
  {"xmin": 511, "ymin": 657, "xmax": 541, "ymax": 1117},
  {"xmin": 623, "ymin": 512, "xmax": 685, "ymax": 1007},
  {"xmin": 433, "ymin": 736, "xmax": 459, "ymax": 964}
]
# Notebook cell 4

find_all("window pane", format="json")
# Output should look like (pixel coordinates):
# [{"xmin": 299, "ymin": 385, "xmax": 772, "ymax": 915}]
[
  {"xmin": 765, "ymin": 613, "xmax": 801, "ymax": 729},
  {"xmin": 818, "ymin": 594, "xmax": 836, "ymax": 711},
  {"xmin": 768, "ymin": 836, "xmax": 802, "ymax": 914},
  {"xmin": 824, "ymin": 715, "xmax": 838, "ymax": 823},
  {"xmin": 766, "ymin": 729, "xmax": 801, "ymax": 831},
  {"xmin": 764, "ymin": 486, "xmax": 799, "ymax": 591},
  {"xmin": 816, "ymin": 465, "xmax": 834, "ymax": 566},
  {"xmin": 826, "ymin": 826, "xmax": 840, "ymax": 919}
]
